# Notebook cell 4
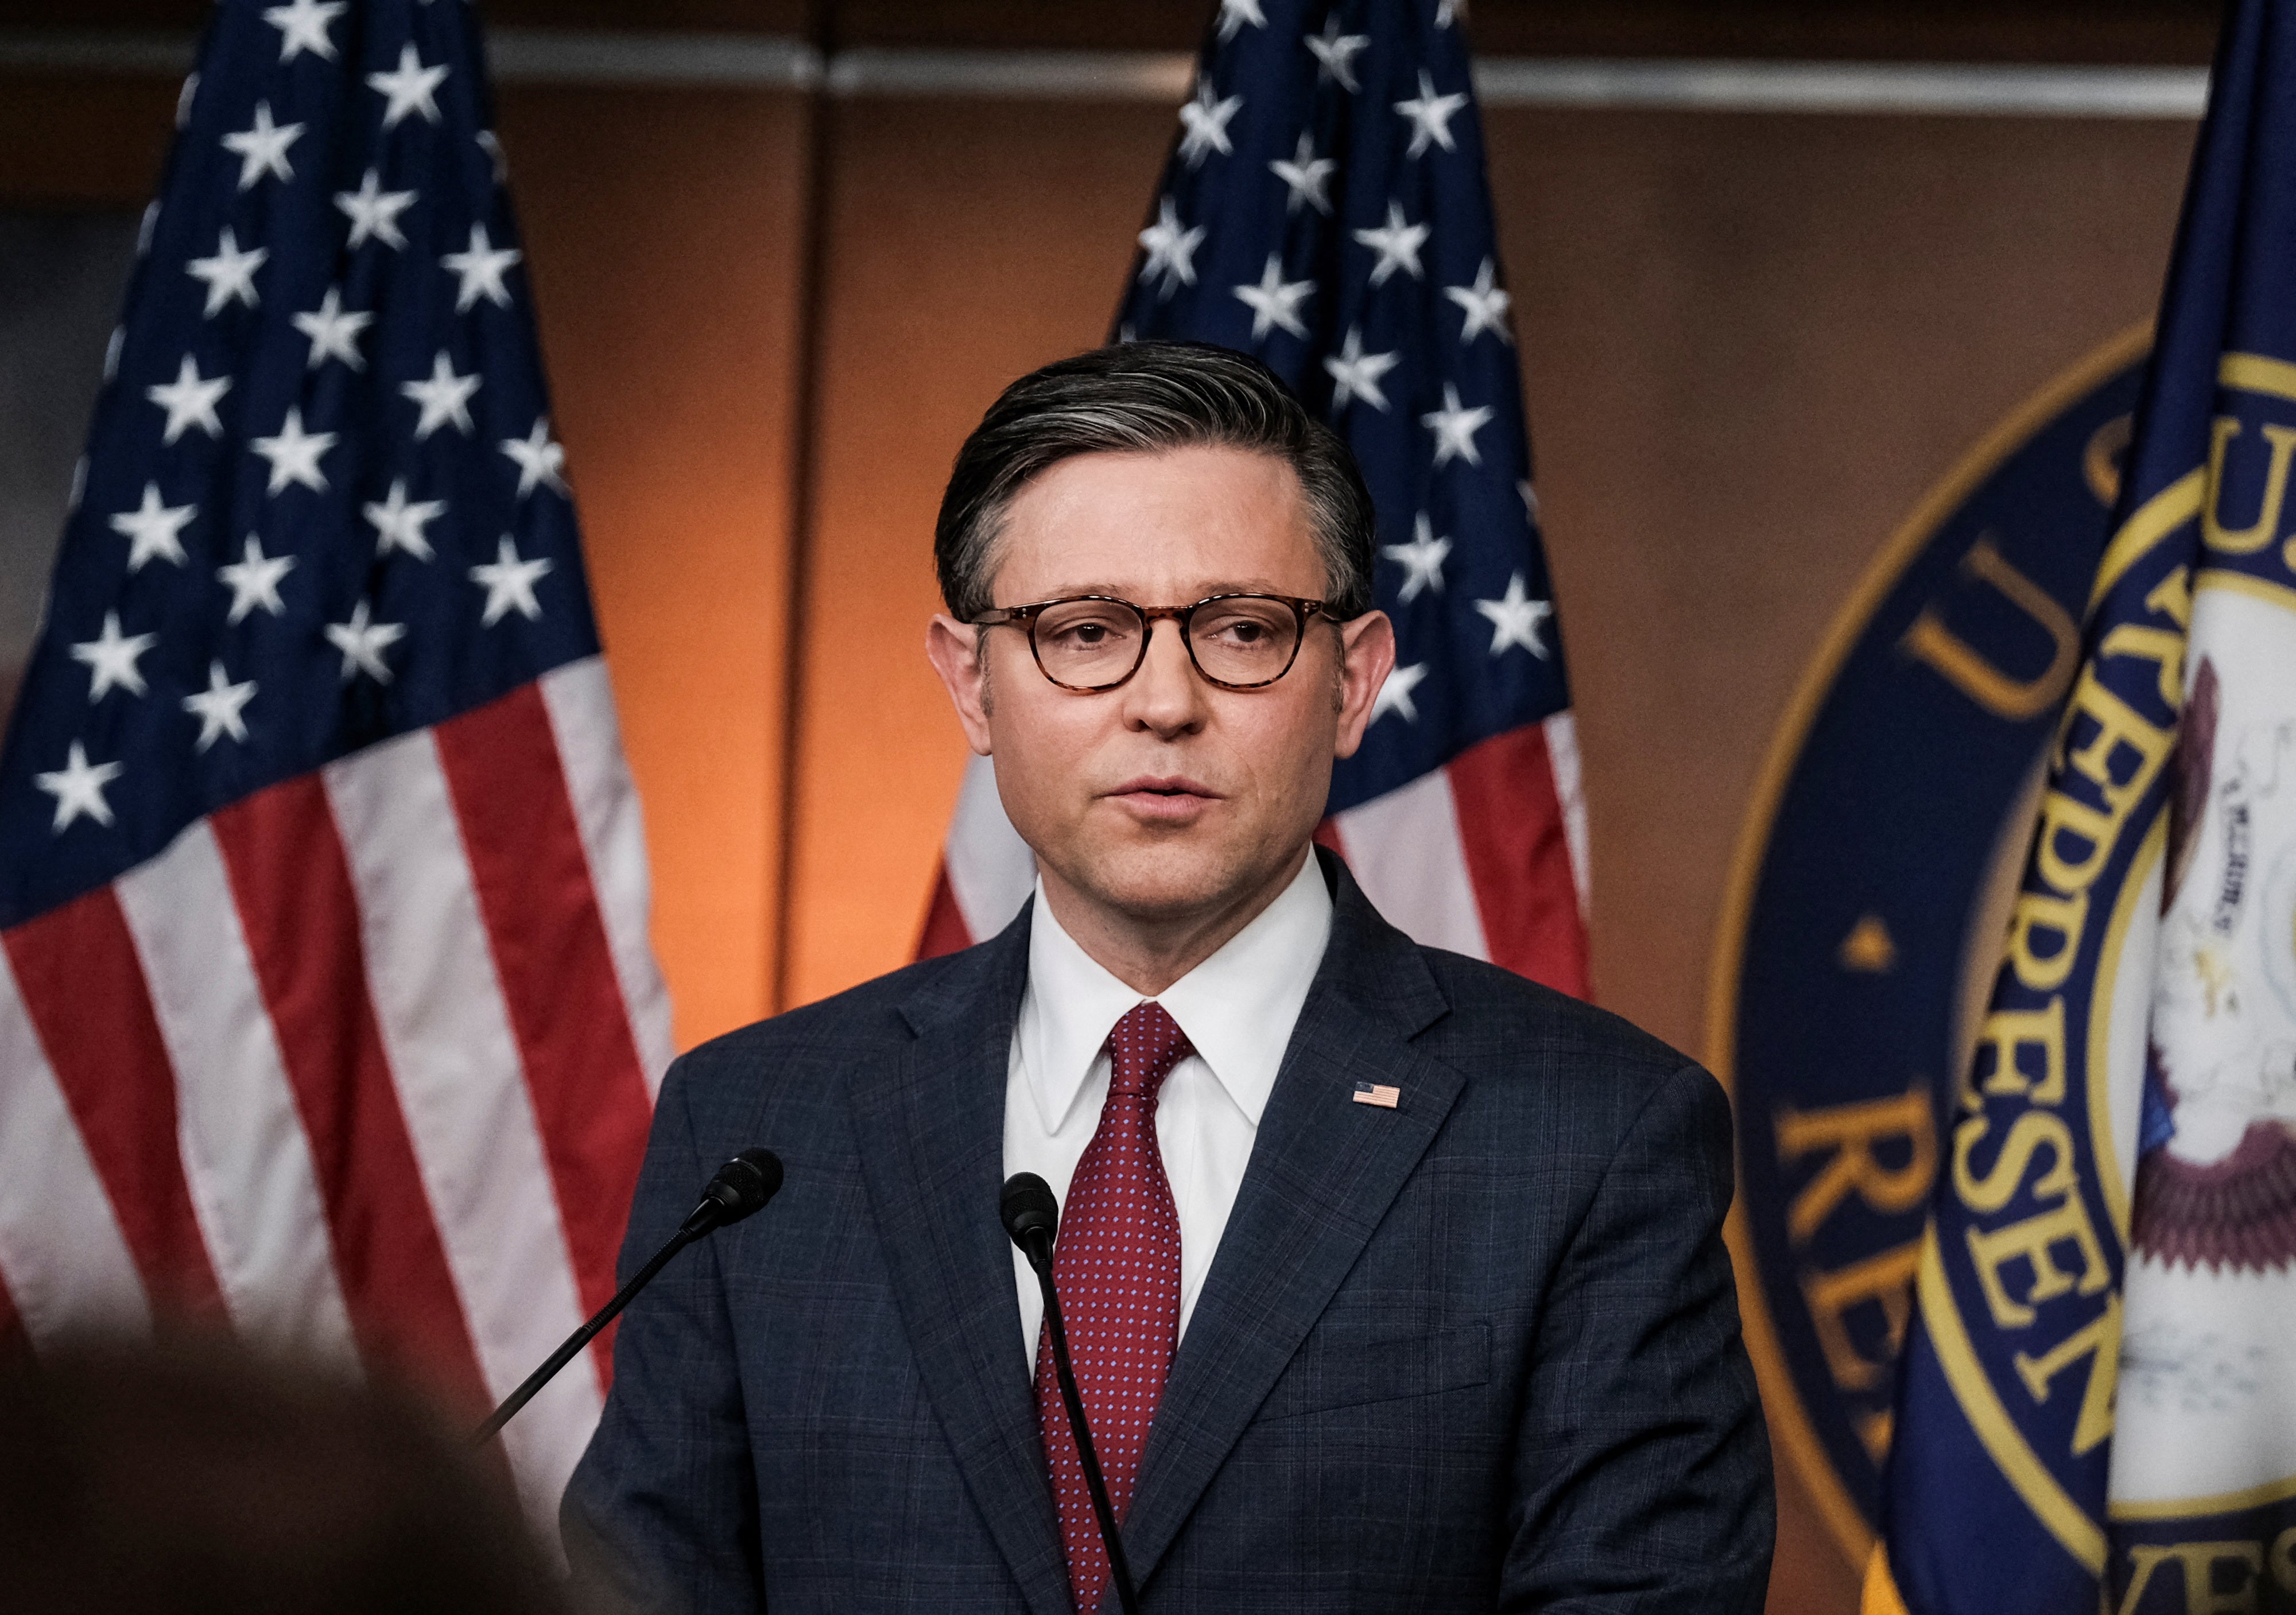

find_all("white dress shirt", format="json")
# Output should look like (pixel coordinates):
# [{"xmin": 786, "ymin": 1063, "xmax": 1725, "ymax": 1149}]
[{"xmin": 1004, "ymin": 851, "xmax": 1333, "ymax": 1366}]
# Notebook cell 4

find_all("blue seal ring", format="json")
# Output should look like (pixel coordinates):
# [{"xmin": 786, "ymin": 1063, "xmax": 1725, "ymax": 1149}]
[{"xmin": 1708, "ymin": 327, "xmax": 2149, "ymax": 1564}]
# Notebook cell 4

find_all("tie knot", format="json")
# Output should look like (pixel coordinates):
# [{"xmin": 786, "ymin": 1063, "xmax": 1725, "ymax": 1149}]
[{"xmin": 1106, "ymin": 1001, "xmax": 1192, "ymax": 1099}]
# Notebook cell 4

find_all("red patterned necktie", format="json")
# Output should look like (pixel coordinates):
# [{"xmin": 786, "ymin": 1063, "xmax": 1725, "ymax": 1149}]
[{"xmin": 1035, "ymin": 1000, "xmax": 1192, "ymax": 1615}]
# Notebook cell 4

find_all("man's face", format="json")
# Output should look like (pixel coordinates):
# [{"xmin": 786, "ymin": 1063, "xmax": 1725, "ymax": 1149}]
[{"xmin": 926, "ymin": 445, "xmax": 1394, "ymax": 933}]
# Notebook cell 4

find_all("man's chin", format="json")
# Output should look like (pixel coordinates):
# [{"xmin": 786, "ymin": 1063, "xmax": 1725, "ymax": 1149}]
[{"xmin": 1054, "ymin": 840, "xmax": 1291, "ymax": 928}]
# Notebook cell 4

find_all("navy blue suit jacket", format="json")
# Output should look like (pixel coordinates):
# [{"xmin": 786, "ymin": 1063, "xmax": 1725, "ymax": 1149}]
[{"xmin": 564, "ymin": 853, "xmax": 1773, "ymax": 1612}]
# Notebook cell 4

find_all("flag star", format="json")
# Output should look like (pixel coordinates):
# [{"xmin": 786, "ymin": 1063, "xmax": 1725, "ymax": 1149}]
[
  {"xmin": 476, "ymin": 129, "xmax": 508, "ymax": 185},
  {"xmin": 500, "ymin": 418, "xmax": 567, "ymax": 497},
  {"xmin": 145, "ymin": 354, "xmax": 231, "ymax": 444},
  {"xmin": 1394, "ymin": 69, "xmax": 1469, "ymax": 159},
  {"xmin": 324, "ymin": 600, "xmax": 406, "ymax": 683},
  {"xmin": 363, "ymin": 478, "xmax": 445, "ymax": 561},
  {"xmin": 470, "ymin": 535, "xmax": 554, "ymax": 626},
  {"xmin": 103, "ymin": 326, "xmax": 123, "ymax": 381},
  {"xmin": 176, "ymin": 71, "xmax": 199, "ymax": 129},
  {"xmin": 34, "ymin": 741, "xmax": 124, "ymax": 832},
  {"xmin": 1177, "ymin": 80, "xmax": 1244, "ymax": 169},
  {"xmin": 441, "ymin": 223, "xmax": 521, "ymax": 312},
  {"xmin": 1519, "ymin": 479, "xmax": 1540, "ymax": 523},
  {"xmin": 1382, "ymin": 515, "xmax": 1452, "ymax": 602},
  {"xmin": 335, "ymin": 168, "xmax": 418, "ymax": 251},
  {"xmin": 1305, "ymin": 15, "xmax": 1370, "ymax": 93},
  {"xmin": 69, "ymin": 457, "xmax": 87, "ymax": 514},
  {"xmin": 222, "ymin": 100, "xmax": 304, "ymax": 191},
  {"xmin": 216, "ymin": 534, "xmax": 297, "ymax": 624},
  {"xmin": 182, "ymin": 661, "xmax": 257, "ymax": 753},
  {"xmin": 292, "ymin": 286, "xmax": 372, "ymax": 371},
  {"xmin": 69, "ymin": 611, "xmax": 157, "ymax": 701},
  {"xmin": 1473, "ymin": 573, "xmax": 1553, "ymax": 657},
  {"xmin": 251, "ymin": 406, "xmax": 336, "ymax": 495},
  {"xmin": 108, "ymin": 483, "xmax": 196, "ymax": 572},
  {"xmin": 1216, "ymin": 0, "xmax": 1266, "ymax": 40},
  {"xmin": 1232, "ymin": 253, "xmax": 1314, "ymax": 341},
  {"xmin": 137, "ymin": 200, "xmax": 159, "ymax": 257},
  {"xmin": 1354, "ymin": 201, "xmax": 1430, "ymax": 286},
  {"xmin": 1445, "ymin": 256, "xmax": 1513, "ymax": 345},
  {"xmin": 263, "ymin": 0, "xmax": 344, "ymax": 61},
  {"xmin": 1370, "ymin": 662, "xmax": 1430, "ymax": 725},
  {"xmin": 1137, "ymin": 196, "xmax": 1206, "ymax": 297},
  {"xmin": 366, "ymin": 42, "xmax": 449, "ymax": 130},
  {"xmin": 186, "ymin": 227, "xmax": 267, "ymax": 317},
  {"xmin": 1421, "ymin": 383, "xmax": 1494, "ymax": 468},
  {"xmin": 400, "ymin": 350, "xmax": 481, "ymax": 440},
  {"xmin": 1269, "ymin": 131, "xmax": 1337, "ymax": 216},
  {"xmin": 1323, "ymin": 327, "xmax": 1401, "ymax": 413},
  {"xmin": 1437, "ymin": 0, "xmax": 1467, "ymax": 24}
]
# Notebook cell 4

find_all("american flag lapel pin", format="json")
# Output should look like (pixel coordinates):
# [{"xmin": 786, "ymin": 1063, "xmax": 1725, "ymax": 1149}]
[{"xmin": 1352, "ymin": 1081, "xmax": 1401, "ymax": 1109}]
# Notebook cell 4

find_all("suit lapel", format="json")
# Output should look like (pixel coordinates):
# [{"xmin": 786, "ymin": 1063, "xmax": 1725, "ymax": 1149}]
[
  {"xmin": 1122, "ymin": 862, "xmax": 1461, "ymax": 1590},
  {"xmin": 847, "ymin": 912, "xmax": 1073, "ymax": 1615}
]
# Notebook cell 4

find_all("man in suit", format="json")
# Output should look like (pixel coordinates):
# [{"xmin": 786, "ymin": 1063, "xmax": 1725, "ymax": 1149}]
[{"xmin": 564, "ymin": 341, "xmax": 1773, "ymax": 1613}]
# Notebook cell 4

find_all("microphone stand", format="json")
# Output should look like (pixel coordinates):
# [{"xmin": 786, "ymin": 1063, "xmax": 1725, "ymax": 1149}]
[
  {"xmin": 475, "ymin": 1148, "xmax": 782, "ymax": 1447},
  {"xmin": 472, "ymin": 1224, "xmax": 696, "ymax": 1447},
  {"xmin": 1014, "ymin": 1225, "xmax": 1141, "ymax": 1615}
]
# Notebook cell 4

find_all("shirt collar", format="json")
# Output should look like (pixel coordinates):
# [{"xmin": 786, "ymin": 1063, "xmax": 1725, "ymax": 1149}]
[{"xmin": 1019, "ymin": 852, "xmax": 1334, "ymax": 1135}]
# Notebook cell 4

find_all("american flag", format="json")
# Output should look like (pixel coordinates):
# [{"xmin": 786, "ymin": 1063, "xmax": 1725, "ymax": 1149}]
[
  {"xmin": 920, "ymin": 0, "xmax": 1589, "ymax": 997},
  {"xmin": 0, "ymin": 0, "xmax": 668, "ymax": 1520}
]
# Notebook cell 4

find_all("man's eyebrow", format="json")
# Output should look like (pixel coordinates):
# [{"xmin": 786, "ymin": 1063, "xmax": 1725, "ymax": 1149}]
[{"xmin": 1017, "ymin": 580, "xmax": 1302, "ymax": 601}]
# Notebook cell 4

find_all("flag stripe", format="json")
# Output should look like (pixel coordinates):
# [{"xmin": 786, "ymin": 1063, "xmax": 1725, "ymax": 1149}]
[
  {"xmin": 433, "ymin": 682, "xmax": 652, "ymax": 1369},
  {"xmin": 2, "ymin": 891, "xmax": 225, "ymax": 1317},
  {"xmin": 944, "ymin": 752, "xmax": 1037, "ymax": 941},
  {"xmin": 1541, "ymin": 709, "xmax": 1591, "ymax": 917},
  {"xmin": 539, "ymin": 658, "xmax": 673, "ymax": 1093},
  {"xmin": 1329, "ymin": 766, "xmax": 1492, "ymax": 959},
  {"xmin": 917, "ymin": 861, "xmax": 974, "ymax": 957},
  {"xmin": 321, "ymin": 727, "xmax": 601, "ymax": 1512},
  {"xmin": 0, "ymin": 948, "xmax": 150, "ymax": 1346},
  {"xmin": 115, "ymin": 822, "xmax": 358, "ymax": 1357},
  {"xmin": 1447, "ymin": 723, "xmax": 1592, "ymax": 997},
  {"xmin": 0, "ymin": 1264, "xmax": 21, "ymax": 1357},
  {"xmin": 210, "ymin": 775, "xmax": 490, "ymax": 1400}
]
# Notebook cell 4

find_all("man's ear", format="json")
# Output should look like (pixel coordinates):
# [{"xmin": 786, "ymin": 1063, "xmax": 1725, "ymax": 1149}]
[
  {"xmin": 1331, "ymin": 609, "xmax": 1397, "ymax": 761},
  {"xmin": 925, "ymin": 614, "xmax": 995, "ymax": 757}
]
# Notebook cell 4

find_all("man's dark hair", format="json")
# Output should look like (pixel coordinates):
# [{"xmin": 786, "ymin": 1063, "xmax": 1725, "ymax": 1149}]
[
  {"xmin": 934, "ymin": 341, "xmax": 1377, "ymax": 624},
  {"xmin": 0, "ymin": 1334, "xmax": 565, "ymax": 1615}
]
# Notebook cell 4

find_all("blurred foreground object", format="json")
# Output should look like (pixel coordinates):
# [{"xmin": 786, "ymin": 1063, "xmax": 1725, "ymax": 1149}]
[
  {"xmin": 919, "ymin": 0, "xmax": 1591, "ymax": 998},
  {"xmin": 0, "ymin": 1335, "xmax": 564, "ymax": 1615},
  {"xmin": 0, "ymin": 0, "xmax": 668, "ymax": 1525},
  {"xmin": 1877, "ymin": 0, "xmax": 2296, "ymax": 1609}
]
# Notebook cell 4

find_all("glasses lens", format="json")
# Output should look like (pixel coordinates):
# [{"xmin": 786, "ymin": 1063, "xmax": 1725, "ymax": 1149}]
[
  {"xmin": 1188, "ymin": 597, "xmax": 1302, "ymax": 686},
  {"xmin": 1030, "ymin": 599, "xmax": 1145, "ymax": 688}
]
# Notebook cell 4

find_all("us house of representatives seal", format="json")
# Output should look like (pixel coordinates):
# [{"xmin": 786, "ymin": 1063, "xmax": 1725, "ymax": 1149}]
[{"xmin": 1709, "ymin": 327, "xmax": 2148, "ymax": 1564}]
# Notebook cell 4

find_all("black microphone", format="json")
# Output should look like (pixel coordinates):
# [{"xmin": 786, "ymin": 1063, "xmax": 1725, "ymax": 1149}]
[
  {"xmin": 475, "ymin": 1148, "xmax": 784, "ymax": 1446},
  {"xmin": 1000, "ymin": 1173, "xmax": 1139, "ymax": 1615}
]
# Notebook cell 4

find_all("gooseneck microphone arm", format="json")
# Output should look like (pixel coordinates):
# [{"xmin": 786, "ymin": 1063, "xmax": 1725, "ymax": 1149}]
[
  {"xmin": 1000, "ymin": 1173, "xmax": 1141, "ymax": 1615},
  {"xmin": 474, "ymin": 1148, "xmax": 784, "ymax": 1448}
]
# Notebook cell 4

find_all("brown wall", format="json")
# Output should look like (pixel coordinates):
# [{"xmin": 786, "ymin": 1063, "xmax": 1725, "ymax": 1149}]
[
  {"xmin": 0, "ymin": 15, "xmax": 2204, "ymax": 1609},
  {"xmin": 501, "ymin": 87, "xmax": 811, "ymax": 1053}
]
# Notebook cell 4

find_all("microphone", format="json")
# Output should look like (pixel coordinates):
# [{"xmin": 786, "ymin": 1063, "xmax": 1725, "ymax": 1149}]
[
  {"xmin": 680, "ymin": 1147, "xmax": 784, "ymax": 1238},
  {"xmin": 1000, "ymin": 1173, "xmax": 1139, "ymax": 1615},
  {"xmin": 475, "ymin": 1148, "xmax": 784, "ymax": 1447}
]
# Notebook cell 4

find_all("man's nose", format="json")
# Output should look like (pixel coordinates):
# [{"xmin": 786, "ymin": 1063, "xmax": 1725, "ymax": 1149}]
[{"xmin": 1120, "ymin": 618, "xmax": 1207, "ymax": 736}]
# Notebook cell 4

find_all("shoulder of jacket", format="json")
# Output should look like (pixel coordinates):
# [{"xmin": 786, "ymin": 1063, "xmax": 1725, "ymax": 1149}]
[{"xmin": 1411, "ymin": 945, "xmax": 1700, "ymax": 1088}]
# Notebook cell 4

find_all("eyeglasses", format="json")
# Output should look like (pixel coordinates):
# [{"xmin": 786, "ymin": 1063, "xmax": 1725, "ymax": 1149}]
[{"xmin": 971, "ymin": 593, "xmax": 1332, "ymax": 692}]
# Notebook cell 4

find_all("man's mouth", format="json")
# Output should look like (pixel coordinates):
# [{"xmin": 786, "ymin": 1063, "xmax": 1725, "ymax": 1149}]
[
  {"xmin": 1110, "ymin": 776, "xmax": 1217, "ymax": 798},
  {"xmin": 1106, "ymin": 776, "xmax": 1221, "ymax": 818}
]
